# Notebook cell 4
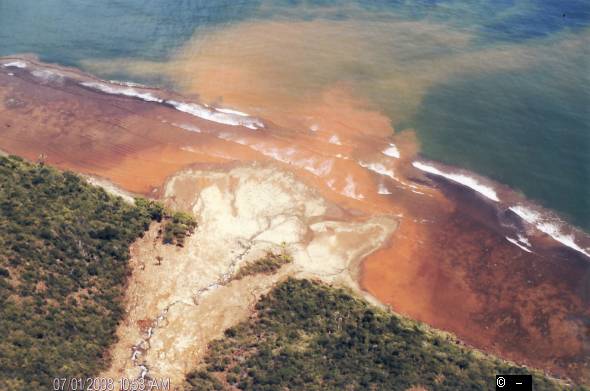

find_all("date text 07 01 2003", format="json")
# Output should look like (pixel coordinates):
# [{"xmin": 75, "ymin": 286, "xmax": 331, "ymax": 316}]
[{"xmin": 53, "ymin": 377, "xmax": 171, "ymax": 391}]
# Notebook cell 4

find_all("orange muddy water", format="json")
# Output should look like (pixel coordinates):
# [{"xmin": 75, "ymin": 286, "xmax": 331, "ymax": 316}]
[{"xmin": 1, "ymin": 58, "xmax": 588, "ymax": 383}]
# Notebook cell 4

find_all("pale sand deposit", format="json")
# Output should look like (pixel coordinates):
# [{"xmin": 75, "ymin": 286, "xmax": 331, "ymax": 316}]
[
  {"xmin": 100, "ymin": 164, "xmax": 397, "ymax": 387},
  {"xmin": 83, "ymin": 174, "xmax": 137, "ymax": 204}
]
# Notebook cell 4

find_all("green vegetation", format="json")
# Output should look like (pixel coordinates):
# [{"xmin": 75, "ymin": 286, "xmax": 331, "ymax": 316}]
[
  {"xmin": 135, "ymin": 197, "xmax": 165, "ymax": 222},
  {"xmin": 161, "ymin": 211, "xmax": 197, "ymax": 246},
  {"xmin": 233, "ymin": 250, "xmax": 292, "ymax": 281},
  {"xmin": 185, "ymin": 278, "xmax": 576, "ymax": 391},
  {"xmin": 185, "ymin": 371, "xmax": 225, "ymax": 391},
  {"xmin": 135, "ymin": 198, "xmax": 197, "ymax": 246},
  {"xmin": 0, "ymin": 156, "xmax": 161, "ymax": 390}
]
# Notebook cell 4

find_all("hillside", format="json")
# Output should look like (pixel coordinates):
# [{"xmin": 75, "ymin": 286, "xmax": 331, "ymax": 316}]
[
  {"xmin": 0, "ymin": 156, "xmax": 163, "ymax": 390},
  {"xmin": 184, "ymin": 278, "xmax": 578, "ymax": 391}
]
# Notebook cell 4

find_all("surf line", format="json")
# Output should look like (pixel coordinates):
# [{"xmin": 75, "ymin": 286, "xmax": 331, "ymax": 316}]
[{"xmin": 79, "ymin": 81, "xmax": 264, "ymax": 130}]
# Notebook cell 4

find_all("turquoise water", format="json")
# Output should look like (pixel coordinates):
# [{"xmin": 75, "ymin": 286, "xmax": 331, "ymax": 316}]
[{"xmin": 1, "ymin": 0, "xmax": 589, "ymax": 229}]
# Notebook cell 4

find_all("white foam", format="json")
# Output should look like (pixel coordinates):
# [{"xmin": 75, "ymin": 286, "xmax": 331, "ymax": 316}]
[
  {"xmin": 309, "ymin": 124, "xmax": 319, "ymax": 132},
  {"xmin": 171, "ymin": 122, "xmax": 201, "ymax": 133},
  {"xmin": 412, "ymin": 161, "xmax": 500, "ymax": 202},
  {"xmin": 509, "ymin": 205, "xmax": 541, "ymax": 224},
  {"xmin": 343, "ymin": 175, "xmax": 364, "ymax": 200},
  {"xmin": 378, "ymin": 183, "xmax": 392, "ymax": 195},
  {"xmin": 505, "ymin": 237, "xmax": 533, "ymax": 253},
  {"xmin": 509, "ymin": 205, "xmax": 590, "ymax": 258},
  {"xmin": 517, "ymin": 234, "xmax": 531, "ymax": 247},
  {"xmin": 282, "ymin": 157, "xmax": 332, "ymax": 177},
  {"xmin": 306, "ymin": 159, "xmax": 334, "ymax": 177},
  {"xmin": 167, "ymin": 100, "xmax": 264, "ymax": 130},
  {"xmin": 82, "ymin": 80, "xmax": 264, "ymax": 130},
  {"xmin": 359, "ymin": 161, "xmax": 397, "ymax": 180},
  {"xmin": 80, "ymin": 81, "xmax": 164, "ymax": 103},
  {"xmin": 108, "ymin": 79, "xmax": 147, "ymax": 88},
  {"xmin": 536, "ymin": 223, "xmax": 590, "ymax": 258},
  {"xmin": 328, "ymin": 134, "xmax": 342, "ymax": 145},
  {"xmin": 7, "ymin": 72, "xmax": 14, "ymax": 76},
  {"xmin": 3, "ymin": 61, "xmax": 27, "ymax": 68},
  {"xmin": 217, "ymin": 131, "xmax": 248, "ymax": 145},
  {"xmin": 234, "ymin": 139, "xmax": 335, "ymax": 178},
  {"xmin": 32, "ymin": 69, "xmax": 64, "ymax": 83},
  {"xmin": 215, "ymin": 107, "xmax": 249, "ymax": 117},
  {"xmin": 382, "ymin": 143, "xmax": 400, "ymax": 159},
  {"xmin": 256, "ymin": 146, "xmax": 297, "ymax": 163}
]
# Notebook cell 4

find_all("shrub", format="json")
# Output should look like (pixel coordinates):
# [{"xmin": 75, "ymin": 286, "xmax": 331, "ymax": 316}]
[
  {"xmin": 183, "ymin": 279, "xmax": 573, "ymax": 391},
  {"xmin": 0, "ymin": 156, "xmax": 159, "ymax": 390},
  {"xmin": 233, "ymin": 250, "xmax": 292, "ymax": 281},
  {"xmin": 162, "ymin": 211, "xmax": 197, "ymax": 246}
]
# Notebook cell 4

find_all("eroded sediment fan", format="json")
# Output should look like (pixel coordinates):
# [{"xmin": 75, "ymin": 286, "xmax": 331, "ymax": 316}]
[
  {"xmin": 1, "ymin": 57, "xmax": 589, "ymax": 383},
  {"xmin": 101, "ymin": 165, "xmax": 397, "ymax": 383}
]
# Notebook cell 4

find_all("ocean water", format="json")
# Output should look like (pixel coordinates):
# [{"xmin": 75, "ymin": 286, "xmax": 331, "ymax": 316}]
[{"xmin": 1, "ymin": 0, "xmax": 589, "ymax": 229}]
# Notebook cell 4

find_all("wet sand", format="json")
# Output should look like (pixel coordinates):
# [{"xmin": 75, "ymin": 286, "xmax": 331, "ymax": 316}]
[{"xmin": 0, "ymin": 58, "xmax": 588, "ymax": 384}]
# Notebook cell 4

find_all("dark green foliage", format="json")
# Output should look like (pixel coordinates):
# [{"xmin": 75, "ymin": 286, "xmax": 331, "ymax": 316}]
[
  {"xmin": 135, "ymin": 198, "xmax": 196, "ymax": 246},
  {"xmin": 185, "ymin": 371, "xmax": 225, "ymax": 391},
  {"xmin": 0, "ymin": 156, "xmax": 157, "ymax": 390},
  {"xmin": 135, "ymin": 197, "xmax": 165, "ymax": 222},
  {"xmin": 162, "ymin": 211, "xmax": 197, "ymax": 246},
  {"xmin": 233, "ymin": 250, "xmax": 292, "ymax": 281},
  {"xmin": 185, "ymin": 278, "xmax": 577, "ymax": 391}
]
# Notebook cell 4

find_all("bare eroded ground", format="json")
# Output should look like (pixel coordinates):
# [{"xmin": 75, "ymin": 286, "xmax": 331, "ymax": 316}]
[{"xmin": 99, "ymin": 165, "xmax": 396, "ymax": 388}]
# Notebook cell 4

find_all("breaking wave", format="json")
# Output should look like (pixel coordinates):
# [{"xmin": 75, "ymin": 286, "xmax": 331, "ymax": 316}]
[
  {"xmin": 343, "ymin": 175, "xmax": 364, "ymax": 200},
  {"xmin": 3, "ymin": 60, "xmax": 27, "ymax": 68},
  {"xmin": 215, "ymin": 107, "xmax": 250, "ymax": 117},
  {"xmin": 171, "ymin": 123, "xmax": 201, "ymax": 133},
  {"xmin": 167, "ymin": 100, "xmax": 264, "ymax": 130},
  {"xmin": 80, "ymin": 81, "xmax": 164, "ymax": 103},
  {"xmin": 378, "ymin": 183, "xmax": 392, "ymax": 195},
  {"xmin": 509, "ymin": 205, "xmax": 590, "ymax": 258},
  {"xmin": 80, "ymin": 81, "xmax": 264, "ymax": 130},
  {"xmin": 505, "ymin": 236, "xmax": 533, "ymax": 253},
  {"xmin": 412, "ymin": 161, "xmax": 500, "ymax": 202},
  {"xmin": 382, "ymin": 143, "xmax": 400, "ymax": 159},
  {"xmin": 358, "ymin": 161, "xmax": 397, "ymax": 180}
]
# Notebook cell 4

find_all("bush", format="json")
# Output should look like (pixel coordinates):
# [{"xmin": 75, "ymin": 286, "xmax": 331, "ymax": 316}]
[
  {"xmin": 183, "ymin": 279, "xmax": 575, "ymax": 391},
  {"xmin": 233, "ymin": 250, "xmax": 292, "ymax": 281},
  {"xmin": 162, "ymin": 211, "xmax": 197, "ymax": 246},
  {"xmin": 0, "ymin": 156, "xmax": 159, "ymax": 390}
]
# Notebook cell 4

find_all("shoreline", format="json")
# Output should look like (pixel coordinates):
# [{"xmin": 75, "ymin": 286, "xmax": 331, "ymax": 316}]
[
  {"xmin": 3, "ymin": 55, "xmax": 587, "ymax": 258},
  {"xmin": 1, "ymin": 56, "xmax": 588, "ymax": 384}
]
